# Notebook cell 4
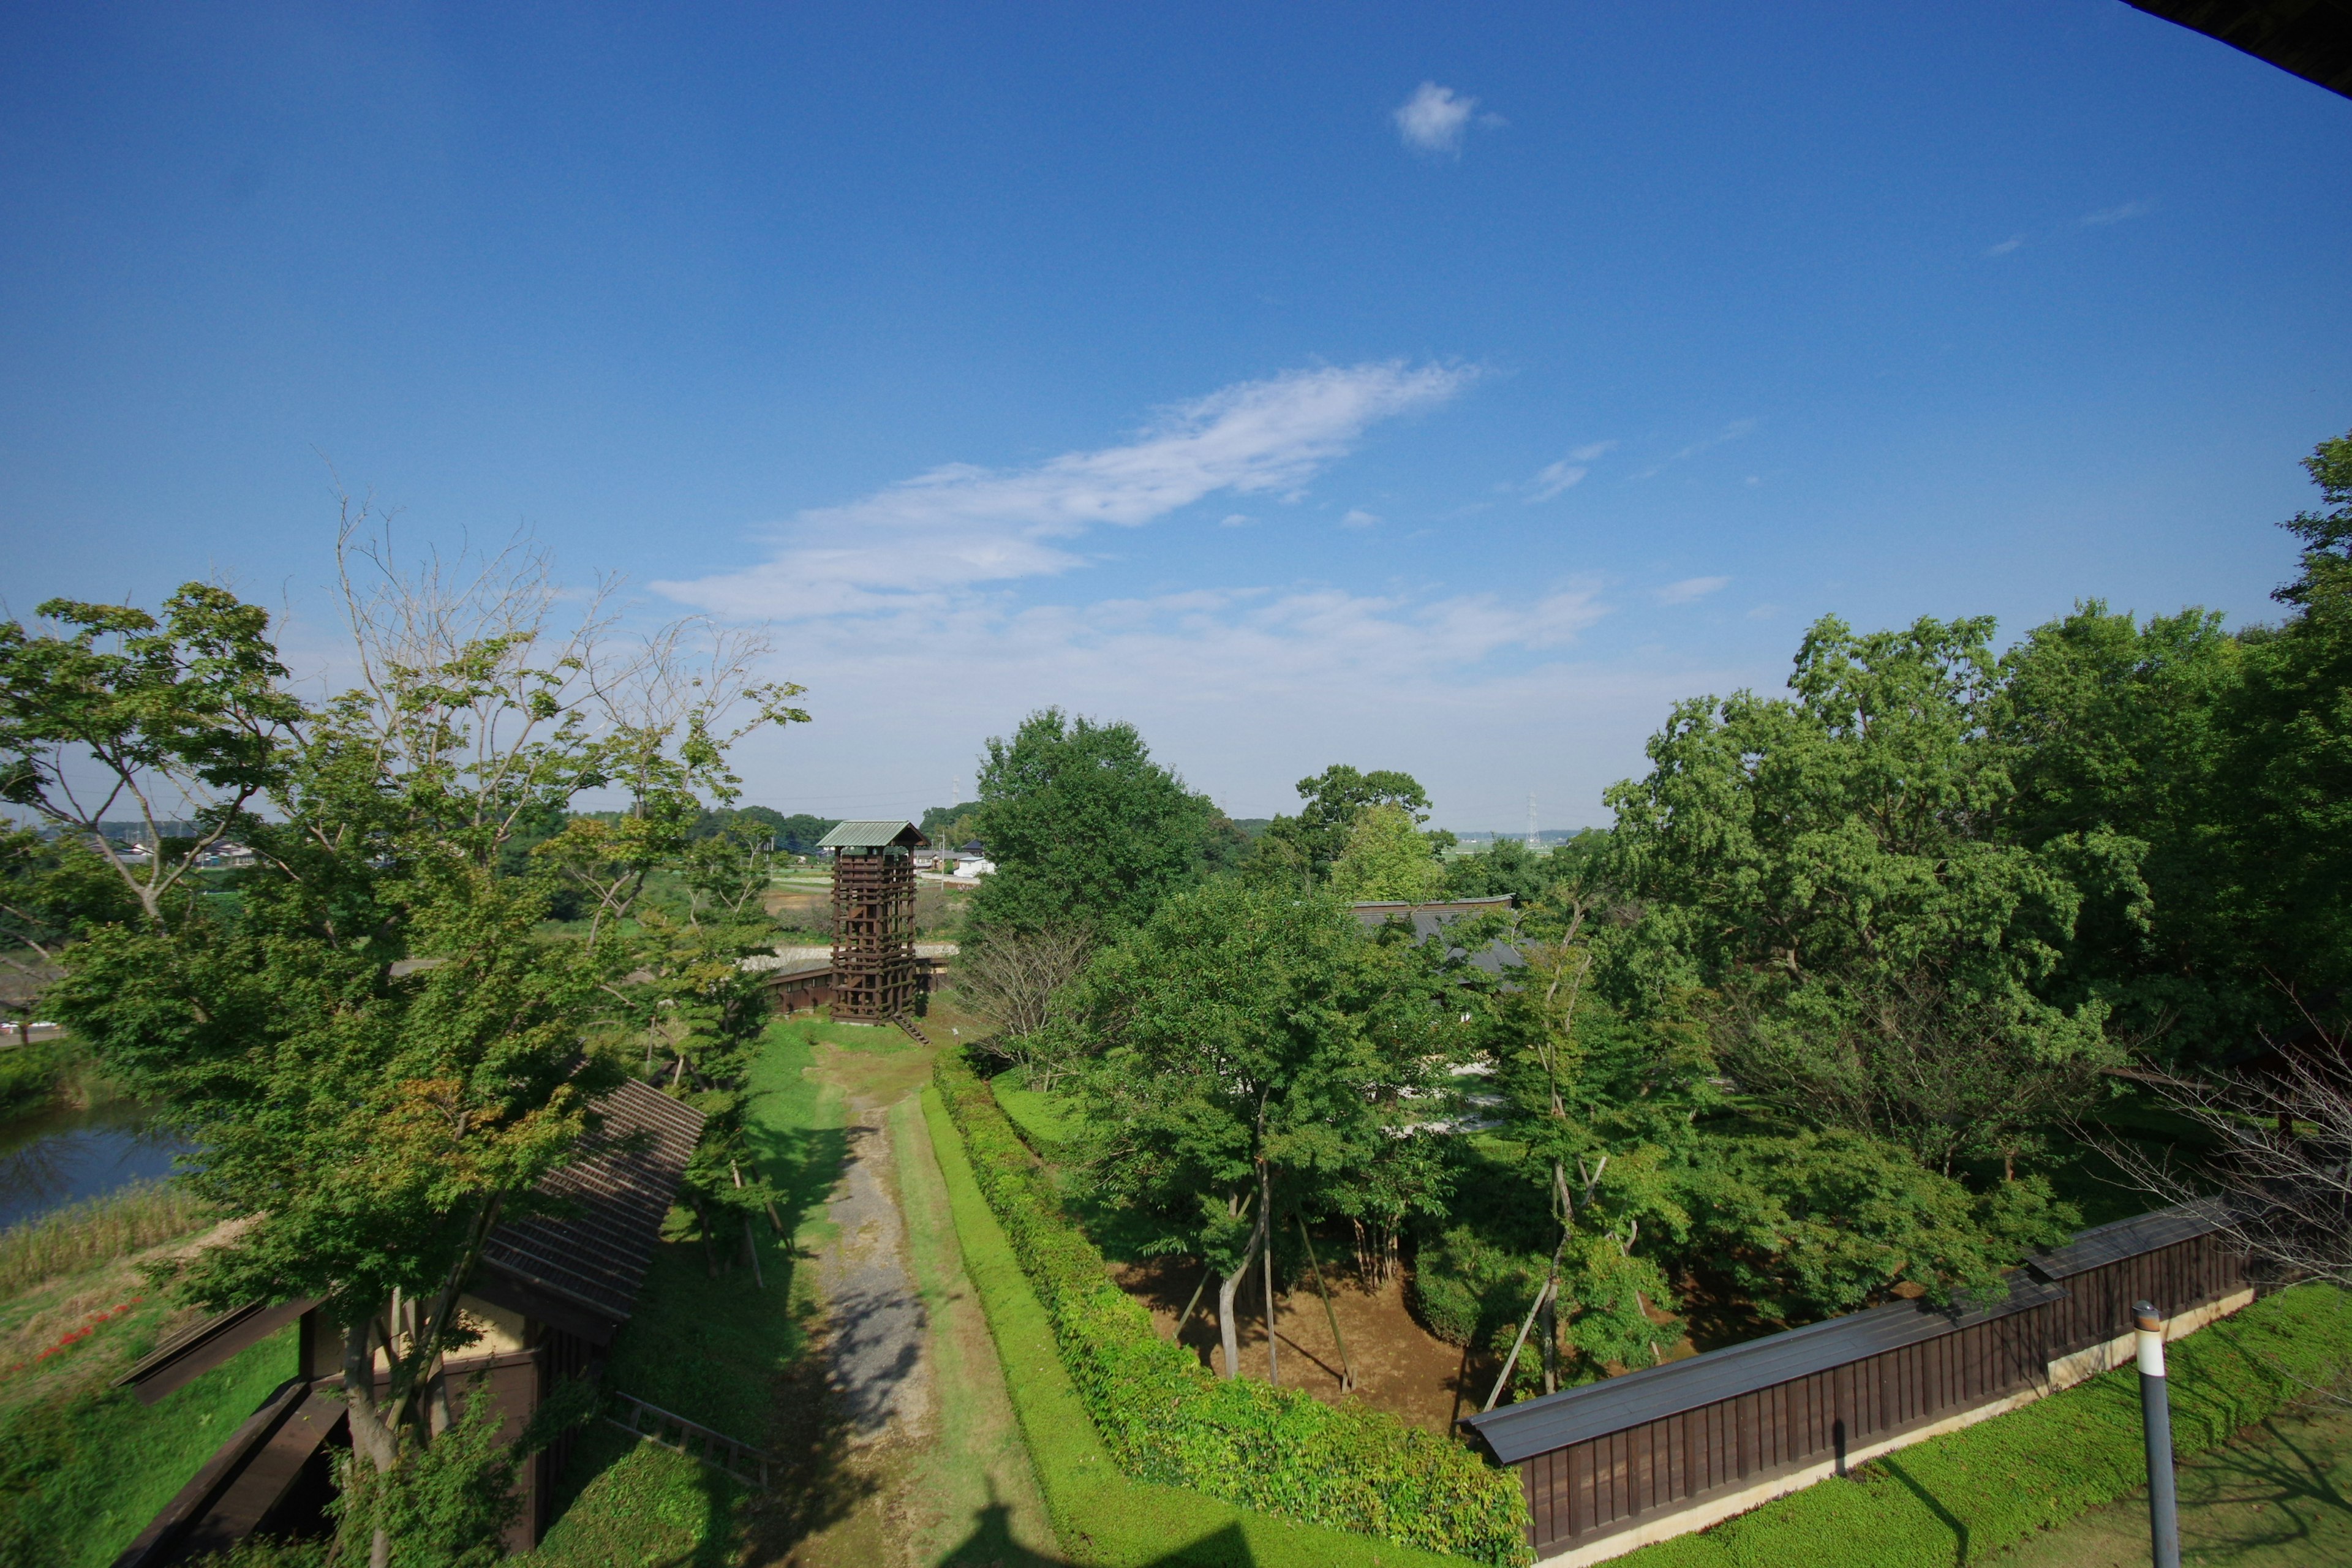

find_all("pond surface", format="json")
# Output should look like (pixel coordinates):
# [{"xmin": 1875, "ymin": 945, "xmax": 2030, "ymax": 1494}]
[{"xmin": 0, "ymin": 1100, "xmax": 189, "ymax": 1232}]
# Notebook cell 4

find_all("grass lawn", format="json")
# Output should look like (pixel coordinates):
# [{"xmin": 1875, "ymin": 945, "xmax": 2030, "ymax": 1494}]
[
  {"xmin": 529, "ymin": 1015, "xmax": 861, "ymax": 1566},
  {"xmin": 1989, "ymin": 1392, "xmax": 2352, "ymax": 1567},
  {"xmin": 1624, "ymin": 1284, "xmax": 2352, "ymax": 1568},
  {"xmin": 0, "ymin": 1197, "xmax": 298, "ymax": 1568}
]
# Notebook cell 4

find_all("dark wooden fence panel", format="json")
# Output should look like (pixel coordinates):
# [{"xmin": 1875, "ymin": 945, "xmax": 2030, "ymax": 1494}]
[{"xmin": 1468, "ymin": 1207, "xmax": 2255, "ymax": 1560}]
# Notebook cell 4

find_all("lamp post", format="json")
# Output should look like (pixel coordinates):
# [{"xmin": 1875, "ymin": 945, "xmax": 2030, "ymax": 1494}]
[{"xmin": 2135, "ymin": 1299, "xmax": 2181, "ymax": 1568}]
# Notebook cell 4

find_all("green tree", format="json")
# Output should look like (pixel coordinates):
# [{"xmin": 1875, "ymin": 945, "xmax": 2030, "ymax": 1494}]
[
  {"xmin": 1248, "ymin": 764, "xmax": 1430, "ymax": 887},
  {"xmin": 1466, "ymin": 892, "xmax": 1706, "ymax": 1392},
  {"xmin": 1606, "ymin": 615, "xmax": 2133, "ymax": 1179},
  {"xmin": 1328, "ymin": 802, "xmax": 1446, "ymax": 902},
  {"xmin": 1992, "ymin": 603, "xmax": 2244, "ymax": 1054},
  {"xmin": 20, "ymin": 522, "xmax": 799, "ymax": 1566},
  {"xmin": 1064, "ymin": 881, "xmax": 1453, "ymax": 1382},
  {"xmin": 0, "ymin": 585, "xmax": 307, "ymax": 929},
  {"xmin": 967, "ymin": 709, "xmax": 1212, "ymax": 940},
  {"xmin": 1684, "ymin": 1128, "xmax": 2077, "ymax": 1322}
]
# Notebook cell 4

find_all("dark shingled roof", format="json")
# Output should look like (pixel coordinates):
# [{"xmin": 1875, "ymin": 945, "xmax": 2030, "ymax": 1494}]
[
  {"xmin": 2026, "ymin": 1197, "xmax": 2236, "ymax": 1281},
  {"xmin": 477, "ymin": 1077, "xmax": 705, "ymax": 1333},
  {"xmin": 1350, "ymin": 897, "xmax": 1523, "ymax": 976},
  {"xmin": 1460, "ymin": 1271, "xmax": 2068, "ymax": 1464}
]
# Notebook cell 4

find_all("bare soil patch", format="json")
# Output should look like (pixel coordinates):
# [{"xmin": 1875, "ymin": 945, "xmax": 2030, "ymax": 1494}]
[{"xmin": 1112, "ymin": 1255, "xmax": 1479, "ymax": 1435}]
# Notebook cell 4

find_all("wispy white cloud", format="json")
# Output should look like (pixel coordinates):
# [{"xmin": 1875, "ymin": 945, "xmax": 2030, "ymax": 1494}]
[
  {"xmin": 1340, "ymin": 508, "xmax": 1381, "ymax": 529},
  {"xmin": 2080, "ymin": 200, "xmax": 2152, "ymax": 227},
  {"xmin": 1218, "ymin": 513, "xmax": 1253, "ymax": 528},
  {"xmin": 1526, "ymin": 461, "xmax": 1588, "ymax": 501},
  {"xmin": 1521, "ymin": 442, "xmax": 1615, "ymax": 502},
  {"xmin": 1656, "ymin": 575, "xmax": 1730, "ymax": 605},
  {"xmin": 1631, "ymin": 419, "xmax": 1757, "ymax": 480},
  {"xmin": 1394, "ymin": 83, "xmax": 1482, "ymax": 155},
  {"xmin": 1985, "ymin": 235, "xmax": 2024, "ymax": 257},
  {"xmin": 655, "ymin": 361, "xmax": 1472, "ymax": 618}
]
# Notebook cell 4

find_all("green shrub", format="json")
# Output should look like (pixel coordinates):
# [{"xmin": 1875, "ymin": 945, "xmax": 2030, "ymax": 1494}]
[
  {"xmin": 938, "ymin": 1049, "xmax": 1531, "ymax": 1566},
  {"xmin": 0, "ymin": 1039, "xmax": 75, "ymax": 1120},
  {"xmin": 1411, "ymin": 1226, "xmax": 1545, "ymax": 1350}
]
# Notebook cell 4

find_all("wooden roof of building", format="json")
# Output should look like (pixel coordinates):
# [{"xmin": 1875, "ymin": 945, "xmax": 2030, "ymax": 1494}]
[
  {"xmin": 1460, "ymin": 1270, "xmax": 2067, "ymax": 1463},
  {"xmin": 2127, "ymin": 1, "xmax": 2352, "ymax": 99},
  {"xmin": 474, "ymin": 1077, "xmax": 706, "ymax": 1341},
  {"xmin": 817, "ymin": 820, "xmax": 931, "ymax": 850}
]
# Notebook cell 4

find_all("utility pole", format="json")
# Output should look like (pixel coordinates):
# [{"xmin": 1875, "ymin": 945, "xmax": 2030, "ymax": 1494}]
[{"xmin": 2135, "ymin": 1300, "xmax": 2182, "ymax": 1568}]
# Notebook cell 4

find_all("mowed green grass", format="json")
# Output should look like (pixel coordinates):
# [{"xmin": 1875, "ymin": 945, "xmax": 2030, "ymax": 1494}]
[
  {"xmin": 1624, "ymin": 1285, "xmax": 2352, "ymax": 1568},
  {"xmin": 1990, "ymin": 1392, "xmax": 2352, "ymax": 1568},
  {"xmin": 528, "ymin": 1015, "xmax": 860, "ymax": 1566},
  {"xmin": 0, "ymin": 1186, "xmax": 298, "ymax": 1568}
]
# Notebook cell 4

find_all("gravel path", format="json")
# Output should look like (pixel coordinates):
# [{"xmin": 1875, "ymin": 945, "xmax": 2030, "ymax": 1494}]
[{"xmin": 812, "ymin": 1096, "xmax": 935, "ymax": 1447}]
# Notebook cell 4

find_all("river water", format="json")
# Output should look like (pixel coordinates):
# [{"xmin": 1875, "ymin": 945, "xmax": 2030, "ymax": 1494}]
[{"xmin": 0, "ymin": 1100, "xmax": 189, "ymax": 1232}]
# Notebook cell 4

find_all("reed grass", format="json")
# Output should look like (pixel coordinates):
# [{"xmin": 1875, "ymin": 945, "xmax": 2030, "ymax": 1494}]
[{"xmin": 0, "ymin": 1180, "xmax": 215, "ymax": 1298}]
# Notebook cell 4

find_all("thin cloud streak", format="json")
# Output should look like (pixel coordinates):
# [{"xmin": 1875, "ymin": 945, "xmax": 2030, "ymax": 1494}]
[
  {"xmin": 1656, "ymin": 575, "xmax": 1731, "ymax": 605},
  {"xmin": 656, "ymin": 361, "xmax": 1472, "ymax": 618}
]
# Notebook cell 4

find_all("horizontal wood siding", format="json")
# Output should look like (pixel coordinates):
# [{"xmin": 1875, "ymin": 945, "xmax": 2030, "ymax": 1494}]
[{"xmin": 1519, "ymin": 1231, "xmax": 2253, "ymax": 1556}]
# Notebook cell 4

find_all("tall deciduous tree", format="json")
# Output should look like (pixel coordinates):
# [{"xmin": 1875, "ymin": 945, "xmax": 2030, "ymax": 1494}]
[
  {"xmin": 1248, "ymin": 764, "xmax": 1430, "ymax": 887},
  {"xmin": 1065, "ymin": 881, "xmax": 1453, "ymax": 1382},
  {"xmin": 1606, "ymin": 616, "xmax": 2133, "ymax": 1178},
  {"xmin": 25, "ymin": 516, "xmax": 801, "ymax": 1567},
  {"xmin": 968, "ymin": 709, "xmax": 1212, "ymax": 941},
  {"xmin": 1328, "ymin": 802, "xmax": 1446, "ymax": 903}
]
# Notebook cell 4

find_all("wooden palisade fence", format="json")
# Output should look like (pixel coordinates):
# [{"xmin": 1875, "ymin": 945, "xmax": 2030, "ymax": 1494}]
[{"xmin": 1459, "ymin": 1200, "xmax": 2256, "ymax": 1564}]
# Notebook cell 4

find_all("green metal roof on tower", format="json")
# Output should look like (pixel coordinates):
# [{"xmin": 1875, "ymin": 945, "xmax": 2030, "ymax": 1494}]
[{"xmin": 816, "ymin": 820, "xmax": 931, "ymax": 850}]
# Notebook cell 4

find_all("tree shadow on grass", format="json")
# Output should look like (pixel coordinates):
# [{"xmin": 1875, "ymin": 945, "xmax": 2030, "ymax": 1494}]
[
  {"xmin": 2166, "ymin": 1409, "xmax": 2352, "ymax": 1559},
  {"xmin": 1876, "ymin": 1455, "xmax": 1970, "ymax": 1564}
]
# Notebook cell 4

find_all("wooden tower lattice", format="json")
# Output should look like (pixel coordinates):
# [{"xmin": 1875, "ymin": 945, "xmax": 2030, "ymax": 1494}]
[{"xmin": 820, "ymin": 821, "xmax": 928, "ymax": 1020}]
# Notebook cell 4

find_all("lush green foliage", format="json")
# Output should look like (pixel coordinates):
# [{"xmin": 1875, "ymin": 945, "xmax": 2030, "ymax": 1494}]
[
  {"xmin": 922, "ymin": 1084, "xmax": 1479, "ymax": 1568},
  {"xmin": 968, "ymin": 708, "xmax": 1219, "ymax": 941},
  {"xmin": 1247, "ymin": 765, "xmax": 1435, "ymax": 888},
  {"xmin": 936, "ymin": 1049, "xmax": 1529, "ymax": 1566},
  {"xmin": 1624, "ymin": 1283, "xmax": 2352, "ymax": 1568},
  {"xmin": 1329, "ymin": 804, "xmax": 1446, "ymax": 902},
  {"xmin": 1061, "ymin": 881, "xmax": 1456, "ymax": 1276},
  {"xmin": 1606, "ymin": 614, "xmax": 2132, "ymax": 1177},
  {"xmin": 0, "ymin": 557, "xmax": 802, "ymax": 1562}
]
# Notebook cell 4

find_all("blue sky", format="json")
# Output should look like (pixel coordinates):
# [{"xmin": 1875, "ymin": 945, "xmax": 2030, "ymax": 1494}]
[{"xmin": 3, "ymin": 2, "xmax": 2347, "ymax": 830}]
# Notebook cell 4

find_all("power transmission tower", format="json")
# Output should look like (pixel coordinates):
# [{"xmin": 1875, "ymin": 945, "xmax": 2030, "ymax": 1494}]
[{"xmin": 1526, "ymin": 793, "xmax": 1539, "ymax": 850}]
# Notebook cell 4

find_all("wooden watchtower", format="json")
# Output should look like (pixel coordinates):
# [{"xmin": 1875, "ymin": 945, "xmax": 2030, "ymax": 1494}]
[{"xmin": 816, "ymin": 820, "xmax": 930, "ymax": 1020}]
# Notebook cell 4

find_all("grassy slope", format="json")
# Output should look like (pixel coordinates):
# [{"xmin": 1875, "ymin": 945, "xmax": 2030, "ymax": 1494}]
[
  {"xmin": 921, "ymin": 1084, "xmax": 1474, "ymax": 1568},
  {"xmin": 529, "ymin": 1016, "xmax": 850, "ymax": 1566},
  {"xmin": 0, "ymin": 1232, "xmax": 298, "ymax": 1568},
  {"xmin": 1626, "ymin": 1284, "xmax": 2352, "ymax": 1568}
]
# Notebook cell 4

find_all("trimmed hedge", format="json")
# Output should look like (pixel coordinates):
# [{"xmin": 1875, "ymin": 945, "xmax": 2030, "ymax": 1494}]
[
  {"xmin": 1623, "ymin": 1281, "xmax": 2352, "ymax": 1567},
  {"xmin": 937, "ymin": 1050, "xmax": 1531, "ymax": 1566},
  {"xmin": 924, "ymin": 1084, "xmax": 1473, "ymax": 1567}
]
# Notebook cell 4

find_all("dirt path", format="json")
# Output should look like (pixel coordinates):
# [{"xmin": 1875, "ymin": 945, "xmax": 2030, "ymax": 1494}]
[{"xmin": 780, "ymin": 1028, "xmax": 1058, "ymax": 1568}]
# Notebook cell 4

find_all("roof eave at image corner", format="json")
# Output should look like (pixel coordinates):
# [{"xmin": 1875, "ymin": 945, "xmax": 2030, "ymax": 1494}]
[{"xmin": 2125, "ymin": 0, "xmax": 2352, "ymax": 98}]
